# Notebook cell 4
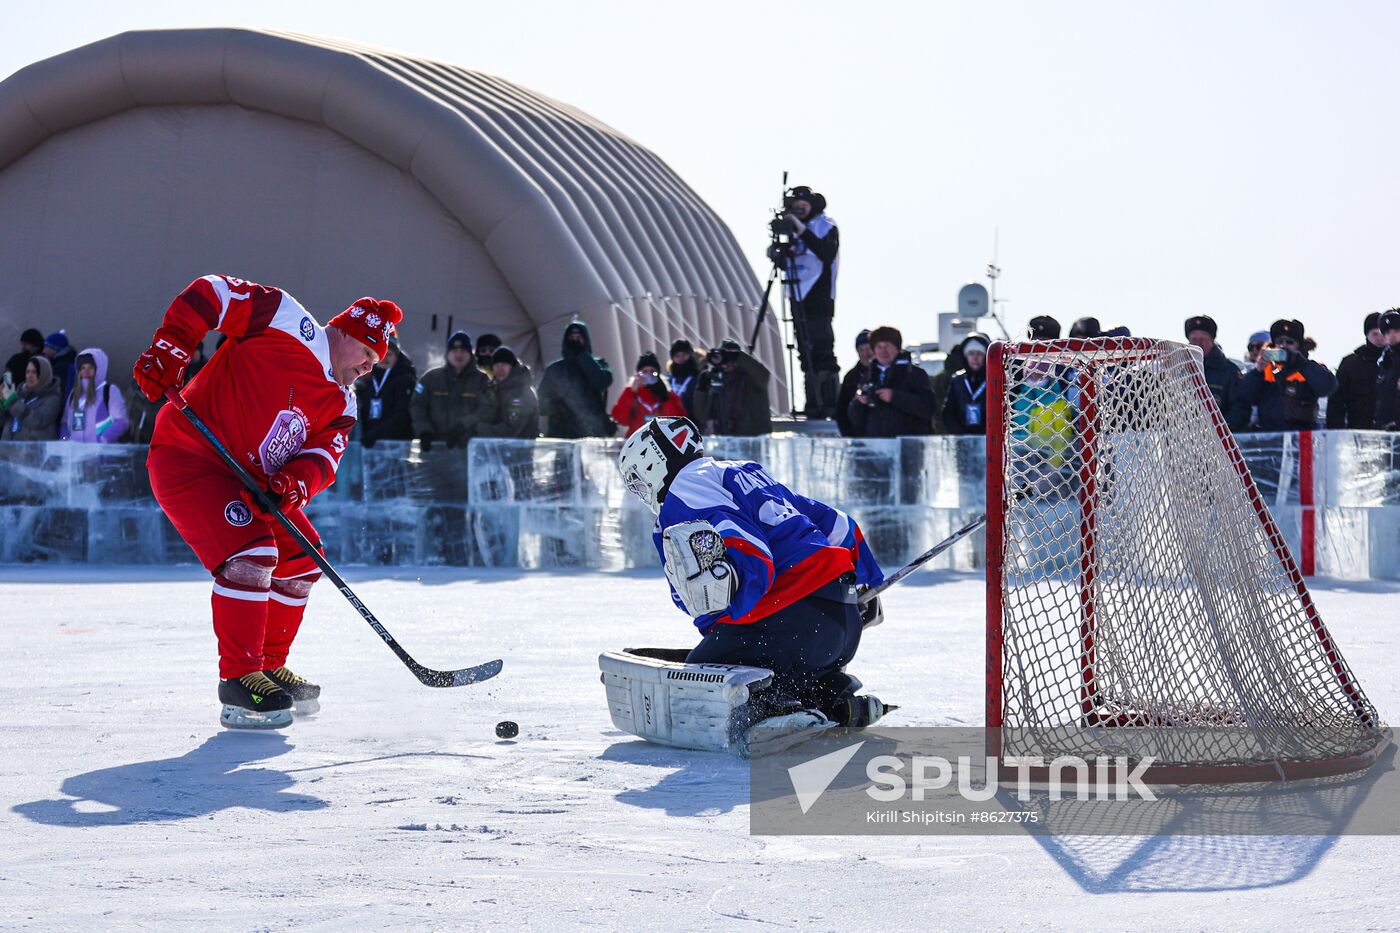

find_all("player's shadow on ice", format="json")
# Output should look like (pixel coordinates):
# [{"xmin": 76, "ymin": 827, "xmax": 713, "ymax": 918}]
[
  {"xmin": 13, "ymin": 732, "xmax": 326, "ymax": 827},
  {"xmin": 602, "ymin": 739, "xmax": 752, "ymax": 817}
]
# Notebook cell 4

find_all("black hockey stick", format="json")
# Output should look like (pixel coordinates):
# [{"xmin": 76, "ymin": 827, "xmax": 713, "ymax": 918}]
[
  {"xmin": 164, "ymin": 389, "xmax": 502, "ymax": 688},
  {"xmin": 859, "ymin": 512, "xmax": 988, "ymax": 605}
]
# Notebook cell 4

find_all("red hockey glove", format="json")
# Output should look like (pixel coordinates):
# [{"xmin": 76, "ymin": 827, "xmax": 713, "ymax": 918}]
[
  {"xmin": 268, "ymin": 469, "xmax": 311, "ymax": 512},
  {"xmin": 133, "ymin": 327, "xmax": 194, "ymax": 401}
]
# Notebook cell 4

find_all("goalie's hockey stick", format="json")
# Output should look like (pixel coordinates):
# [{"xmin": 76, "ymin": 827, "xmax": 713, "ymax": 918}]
[
  {"xmin": 164, "ymin": 389, "xmax": 502, "ymax": 688},
  {"xmin": 859, "ymin": 512, "xmax": 987, "ymax": 605}
]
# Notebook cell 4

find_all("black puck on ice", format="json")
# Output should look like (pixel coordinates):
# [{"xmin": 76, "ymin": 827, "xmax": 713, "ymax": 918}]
[{"xmin": 495, "ymin": 720, "xmax": 519, "ymax": 739}]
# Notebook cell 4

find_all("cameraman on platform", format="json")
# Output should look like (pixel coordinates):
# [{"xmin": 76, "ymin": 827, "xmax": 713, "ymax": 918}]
[
  {"xmin": 693, "ymin": 338, "xmax": 771, "ymax": 437},
  {"xmin": 768, "ymin": 185, "xmax": 840, "ymax": 419}
]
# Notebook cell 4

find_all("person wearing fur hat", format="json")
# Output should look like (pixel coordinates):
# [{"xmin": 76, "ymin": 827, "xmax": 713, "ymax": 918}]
[
  {"xmin": 1238, "ymin": 319, "xmax": 1337, "ymax": 431},
  {"xmin": 1326, "ymin": 312, "xmax": 1388, "ymax": 429},
  {"xmin": 478, "ymin": 346, "xmax": 540, "ymax": 439},
  {"xmin": 1184, "ymin": 315, "xmax": 1249, "ymax": 432},
  {"xmin": 769, "ymin": 185, "xmax": 841, "ymax": 418},
  {"xmin": 611, "ymin": 351, "xmax": 688, "ymax": 435},
  {"xmin": 847, "ymin": 325, "xmax": 935, "ymax": 437},
  {"xmin": 1, "ymin": 354, "xmax": 62, "ymax": 440},
  {"xmin": 942, "ymin": 333, "xmax": 991, "ymax": 435},
  {"xmin": 133, "ymin": 274, "xmax": 404, "ymax": 730},
  {"xmin": 411, "ymin": 331, "xmax": 494, "ymax": 450}
]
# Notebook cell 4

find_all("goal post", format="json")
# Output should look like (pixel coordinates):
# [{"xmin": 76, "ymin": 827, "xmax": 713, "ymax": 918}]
[{"xmin": 985, "ymin": 337, "xmax": 1386, "ymax": 783}]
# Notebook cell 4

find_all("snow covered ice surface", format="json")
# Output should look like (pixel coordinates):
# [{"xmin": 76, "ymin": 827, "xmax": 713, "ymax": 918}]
[{"xmin": 2, "ymin": 566, "xmax": 1398, "ymax": 930}]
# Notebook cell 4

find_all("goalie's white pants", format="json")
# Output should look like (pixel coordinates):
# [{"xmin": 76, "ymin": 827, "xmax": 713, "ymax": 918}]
[{"xmin": 599, "ymin": 649, "xmax": 835, "ymax": 759}]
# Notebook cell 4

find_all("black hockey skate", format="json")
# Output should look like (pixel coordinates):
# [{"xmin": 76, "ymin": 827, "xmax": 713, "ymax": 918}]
[
  {"xmin": 263, "ymin": 666, "xmax": 321, "ymax": 715},
  {"xmin": 218, "ymin": 672, "xmax": 293, "ymax": 730},
  {"xmin": 829, "ymin": 694, "xmax": 897, "ymax": 728}
]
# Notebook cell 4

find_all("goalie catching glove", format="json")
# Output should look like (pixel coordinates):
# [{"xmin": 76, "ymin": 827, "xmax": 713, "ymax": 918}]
[{"xmin": 662, "ymin": 520, "xmax": 737, "ymax": 617}]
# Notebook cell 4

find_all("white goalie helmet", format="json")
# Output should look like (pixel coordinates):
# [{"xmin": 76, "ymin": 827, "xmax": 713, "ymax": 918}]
[{"xmin": 618, "ymin": 417, "xmax": 705, "ymax": 514}]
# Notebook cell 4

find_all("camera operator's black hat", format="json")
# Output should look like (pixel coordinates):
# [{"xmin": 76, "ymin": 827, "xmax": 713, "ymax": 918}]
[
  {"xmin": 670, "ymin": 339, "xmax": 694, "ymax": 356},
  {"xmin": 447, "ymin": 330, "xmax": 472, "ymax": 351},
  {"xmin": 637, "ymin": 351, "xmax": 662, "ymax": 372},
  {"xmin": 1380, "ymin": 310, "xmax": 1400, "ymax": 333},
  {"xmin": 789, "ymin": 185, "xmax": 827, "ymax": 214},
  {"xmin": 1184, "ymin": 315, "xmax": 1218, "ymax": 339},
  {"xmin": 491, "ymin": 345, "xmax": 518, "ymax": 367},
  {"xmin": 1270, "ymin": 319, "xmax": 1305, "ymax": 343},
  {"xmin": 1027, "ymin": 316, "xmax": 1061, "ymax": 340},
  {"xmin": 1364, "ymin": 312, "xmax": 1382, "ymax": 334}
]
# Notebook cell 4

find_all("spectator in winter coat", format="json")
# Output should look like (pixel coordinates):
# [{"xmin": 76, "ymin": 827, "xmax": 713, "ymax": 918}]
[
  {"xmin": 1326, "ymin": 311, "xmax": 1388, "ymax": 430},
  {"xmin": 42, "ymin": 330, "xmax": 78, "ymax": 403},
  {"xmin": 667, "ymin": 340, "xmax": 700, "ymax": 416},
  {"xmin": 475, "ymin": 333, "xmax": 502, "ymax": 376},
  {"xmin": 1184, "ymin": 315, "xmax": 1249, "ymax": 432},
  {"xmin": 942, "ymin": 333, "xmax": 990, "ymax": 434},
  {"xmin": 538, "ymin": 321, "xmax": 614, "ymax": 438},
  {"xmin": 611, "ymin": 352, "xmax": 688, "ymax": 434},
  {"xmin": 411, "ymin": 331, "xmax": 493, "ymax": 450},
  {"xmin": 847, "ymin": 326, "xmax": 935, "ymax": 438},
  {"xmin": 1242, "ymin": 330, "xmax": 1270, "ymax": 371},
  {"xmin": 927, "ymin": 342, "xmax": 965, "ymax": 437},
  {"xmin": 1373, "ymin": 311, "xmax": 1400, "ymax": 431},
  {"xmin": 5, "ymin": 328, "xmax": 44, "ymax": 387},
  {"xmin": 836, "ymin": 330, "xmax": 875, "ymax": 437},
  {"xmin": 1, "ymin": 355, "xmax": 62, "ymax": 440},
  {"xmin": 478, "ymin": 347, "xmax": 540, "ymax": 439},
  {"xmin": 1238, "ymin": 319, "xmax": 1337, "ymax": 432},
  {"xmin": 693, "ymin": 339, "xmax": 772, "ymax": 437},
  {"xmin": 58, "ymin": 347, "xmax": 128, "ymax": 443},
  {"xmin": 356, "ymin": 341, "xmax": 418, "ymax": 447}
]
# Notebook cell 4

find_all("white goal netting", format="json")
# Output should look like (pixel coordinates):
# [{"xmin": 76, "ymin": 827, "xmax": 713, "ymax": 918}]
[{"xmin": 989, "ymin": 338, "xmax": 1384, "ymax": 780}]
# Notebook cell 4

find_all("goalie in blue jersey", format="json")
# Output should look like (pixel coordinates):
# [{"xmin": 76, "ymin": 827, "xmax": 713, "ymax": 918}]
[{"xmin": 617, "ymin": 416, "xmax": 892, "ymax": 728}]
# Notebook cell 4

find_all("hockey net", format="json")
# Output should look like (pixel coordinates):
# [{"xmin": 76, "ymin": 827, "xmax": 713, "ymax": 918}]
[{"xmin": 985, "ymin": 337, "xmax": 1386, "ymax": 782}]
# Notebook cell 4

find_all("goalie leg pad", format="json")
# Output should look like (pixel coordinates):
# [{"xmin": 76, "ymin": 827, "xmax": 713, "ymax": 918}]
[
  {"xmin": 662, "ymin": 520, "xmax": 737, "ymax": 617},
  {"xmin": 600, "ymin": 649, "xmax": 776, "ymax": 755}
]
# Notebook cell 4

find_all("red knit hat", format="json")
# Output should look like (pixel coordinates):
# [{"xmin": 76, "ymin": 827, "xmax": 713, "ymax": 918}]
[{"xmin": 329, "ymin": 298, "xmax": 403, "ymax": 361}]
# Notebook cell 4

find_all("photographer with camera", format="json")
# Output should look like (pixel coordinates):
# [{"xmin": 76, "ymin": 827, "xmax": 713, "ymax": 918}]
[
  {"xmin": 767, "ymin": 185, "xmax": 840, "ymax": 419},
  {"xmin": 846, "ymin": 326, "xmax": 934, "ymax": 438},
  {"xmin": 1238, "ymin": 319, "xmax": 1337, "ymax": 432},
  {"xmin": 693, "ymin": 339, "xmax": 771, "ymax": 437},
  {"xmin": 611, "ymin": 352, "xmax": 688, "ymax": 434}
]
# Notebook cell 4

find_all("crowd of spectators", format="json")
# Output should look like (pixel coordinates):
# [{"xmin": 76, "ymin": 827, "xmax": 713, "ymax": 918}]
[{"xmin": 5, "ymin": 307, "xmax": 1399, "ymax": 450}]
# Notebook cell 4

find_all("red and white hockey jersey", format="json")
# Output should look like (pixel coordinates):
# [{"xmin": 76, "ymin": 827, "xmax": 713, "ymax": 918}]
[{"xmin": 151, "ymin": 275, "xmax": 357, "ymax": 500}]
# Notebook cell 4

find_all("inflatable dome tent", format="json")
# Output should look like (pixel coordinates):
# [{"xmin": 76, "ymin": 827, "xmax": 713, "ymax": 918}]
[{"xmin": 0, "ymin": 28, "xmax": 786, "ymax": 411}]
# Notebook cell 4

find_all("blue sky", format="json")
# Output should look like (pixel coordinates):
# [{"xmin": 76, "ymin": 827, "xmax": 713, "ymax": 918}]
[{"xmin": 4, "ymin": 1, "xmax": 1396, "ymax": 366}]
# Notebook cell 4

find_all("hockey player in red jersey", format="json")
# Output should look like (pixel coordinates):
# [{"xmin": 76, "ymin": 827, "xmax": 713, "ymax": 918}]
[{"xmin": 134, "ymin": 274, "xmax": 403, "ymax": 729}]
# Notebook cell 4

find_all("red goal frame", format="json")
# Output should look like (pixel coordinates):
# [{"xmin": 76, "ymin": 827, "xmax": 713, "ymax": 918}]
[{"xmin": 984, "ymin": 338, "xmax": 1382, "ymax": 783}]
